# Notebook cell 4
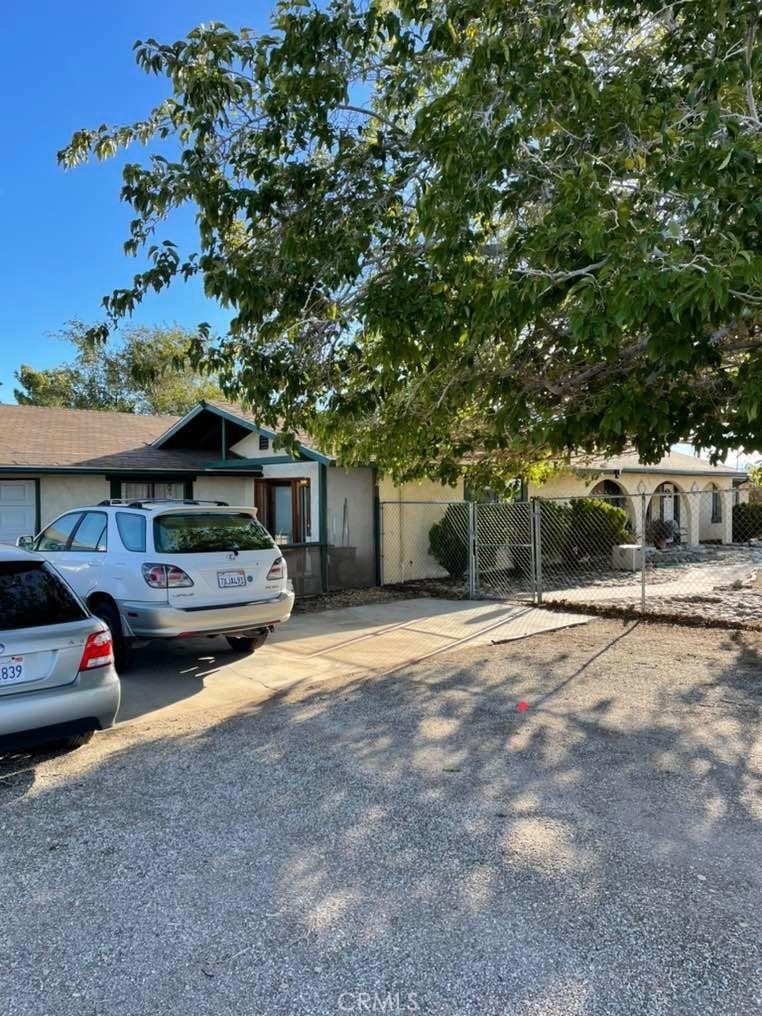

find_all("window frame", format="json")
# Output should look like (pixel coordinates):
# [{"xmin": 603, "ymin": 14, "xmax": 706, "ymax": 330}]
[
  {"xmin": 33, "ymin": 512, "xmax": 85, "ymax": 553},
  {"xmin": 710, "ymin": 486, "xmax": 723, "ymax": 524},
  {"xmin": 116, "ymin": 512, "xmax": 147, "ymax": 553},
  {"xmin": 68, "ymin": 511, "xmax": 109, "ymax": 554},
  {"xmin": 254, "ymin": 478, "xmax": 312, "ymax": 544}
]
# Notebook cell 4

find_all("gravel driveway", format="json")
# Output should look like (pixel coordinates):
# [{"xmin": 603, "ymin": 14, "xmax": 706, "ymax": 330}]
[{"xmin": 1, "ymin": 619, "xmax": 761, "ymax": 1015}]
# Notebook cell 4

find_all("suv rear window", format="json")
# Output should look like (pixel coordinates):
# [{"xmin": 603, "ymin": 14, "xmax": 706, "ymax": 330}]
[
  {"xmin": 153, "ymin": 513, "xmax": 275, "ymax": 554},
  {"xmin": 0, "ymin": 561, "xmax": 87, "ymax": 631}
]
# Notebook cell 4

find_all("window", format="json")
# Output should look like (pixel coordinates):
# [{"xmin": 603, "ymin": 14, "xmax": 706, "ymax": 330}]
[
  {"xmin": 254, "ymin": 479, "xmax": 312, "ymax": 544},
  {"xmin": 711, "ymin": 485, "xmax": 722, "ymax": 523},
  {"xmin": 258, "ymin": 434, "xmax": 269, "ymax": 451},
  {"xmin": 116, "ymin": 513, "xmax": 147, "ymax": 552},
  {"xmin": 153, "ymin": 512, "xmax": 274, "ymax": 553},
  {"xmin": 121, "ymin": 481, "xmax": 182, "ymax": 501},
  {"xmin": 0, "ymin": 561, "xmax": 87, "ymax": 630},
  {"xmin": 69, "ymin": 512, "xmax": 108, "ymax": 552},
  {"xmin": 35, "ymin": 513, "xmax": 83, "ymax": 552}
]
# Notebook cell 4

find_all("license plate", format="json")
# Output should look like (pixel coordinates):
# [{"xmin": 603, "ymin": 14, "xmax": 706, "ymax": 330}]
[
  {"xmin": 217, "ymin": 569, "xmax": 246, "ymax": 589},
  {"xmin": 0, "ymin": 656, "xmax": 26, "ymax": 686}
]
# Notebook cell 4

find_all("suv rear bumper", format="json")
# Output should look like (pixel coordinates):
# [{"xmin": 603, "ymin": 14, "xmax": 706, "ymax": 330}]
[{"xmin": 119, "ymin": 591, "xmax": 295, "ymax": 639}]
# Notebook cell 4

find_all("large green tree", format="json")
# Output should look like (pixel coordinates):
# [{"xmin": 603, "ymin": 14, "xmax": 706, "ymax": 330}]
[
  {"xmin": 14, "ymin": 323, "xmax": 223, "ymax": 415},
  {"xmin": 60, "ymin": 1, "xmax": 762, "ymax": 482}
]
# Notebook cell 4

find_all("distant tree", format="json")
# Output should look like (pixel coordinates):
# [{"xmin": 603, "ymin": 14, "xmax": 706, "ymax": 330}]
[
  {"xmin": 748, "ymin": 463, "xmax": 762, "ymax": 487},
  {"xmin": 13, "ymin": 323, "xmax": 223, "ymax": 415}
]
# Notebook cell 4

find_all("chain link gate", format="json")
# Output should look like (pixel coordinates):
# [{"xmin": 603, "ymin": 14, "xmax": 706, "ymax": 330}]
[{"xmin": 380, "ymin": 490, "xmax": 762, "ymax": 629}]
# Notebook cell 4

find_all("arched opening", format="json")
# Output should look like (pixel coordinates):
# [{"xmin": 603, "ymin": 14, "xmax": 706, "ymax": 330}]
[
  {"xmin": 646, "ymin": 481, "xmax": 686, "ymax": 546},
  {"xmin": 590, "ymin": 478, "xmax": 634, "ymax": 532}
]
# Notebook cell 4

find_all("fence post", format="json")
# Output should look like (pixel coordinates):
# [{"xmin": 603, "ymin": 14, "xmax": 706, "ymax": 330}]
[
  {"xmin": 640, "ymin": 491, "xmax": 647, "ymax": 612},
  {"xmin": 468, "ymin": 501, "xmax": 477, "ymax": 599},
  {"xmin": 532, "ymin": 498, "xmax": 543, "ymax": 604}
]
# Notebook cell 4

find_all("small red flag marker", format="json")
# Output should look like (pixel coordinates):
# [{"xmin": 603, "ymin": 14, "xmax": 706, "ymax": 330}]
[{"xmin": 517, "ymin": 700, "xmax": 529, "ymax": 713}]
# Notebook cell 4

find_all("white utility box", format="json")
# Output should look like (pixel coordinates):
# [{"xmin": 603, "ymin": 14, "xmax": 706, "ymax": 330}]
[{"xmin": 611, "ymin": 544, "xmax": 644, "ymax": 571}]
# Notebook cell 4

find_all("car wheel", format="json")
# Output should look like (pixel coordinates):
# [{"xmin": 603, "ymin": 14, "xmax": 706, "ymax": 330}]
[
  {"xmin": 92, "ymin": 601, "xmax": 131, "ymax": 671},
  {"xmin": 226, "ymin": 630, "xmax": 269, "ymax": 654}
]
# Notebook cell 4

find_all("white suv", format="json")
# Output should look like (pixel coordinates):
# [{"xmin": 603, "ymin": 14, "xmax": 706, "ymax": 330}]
[{"xmin": 19, "ymin": 500, "xmax": 294, "ymax": 666}]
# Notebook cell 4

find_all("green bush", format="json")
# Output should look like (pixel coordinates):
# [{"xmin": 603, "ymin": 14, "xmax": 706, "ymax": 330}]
[
  {"xmin": 563, "ymin": 498, "xmax": 630, "ymax": 564},
  {"xmin": 732, "ymin": 502, "xmax": 762, "ymax": 542},
  {"xmin": 428, "ymin": 504, "xmax": 470, "ymax": 579}
]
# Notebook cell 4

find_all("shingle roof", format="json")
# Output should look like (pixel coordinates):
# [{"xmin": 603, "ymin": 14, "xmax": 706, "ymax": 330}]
[
  {"xmin": 573, "ymin": 449, "xmax": 746, "ymax": 477},
  {"xmin": 0, "ymin": 401, "xmax": 322, "ymax": 470}
]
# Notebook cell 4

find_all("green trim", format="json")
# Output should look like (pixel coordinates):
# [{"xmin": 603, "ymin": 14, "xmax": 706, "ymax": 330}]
[
  {"xmin": 319, "ymin": 463, "xmax": 328, "ymax": 593},
  {"xmin": 372, "ymin": 468, "xmax": 381, "ymax": 586},
  {"xmin": 34, "ymin": 477, "xmax": 41, "ymax": 534},
  {"xmin": 203, "ymin": 456, "xmax": 303, "ymax": 468}
]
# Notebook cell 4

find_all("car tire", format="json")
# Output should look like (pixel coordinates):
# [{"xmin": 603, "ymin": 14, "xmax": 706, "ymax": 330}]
[
  {"xmin": 226, "ymin": 630, "xmax": 269, "ymax": 654},
  {"xmin": 92, "ymin": 601, "xmax": 131, "ymax": 672}
]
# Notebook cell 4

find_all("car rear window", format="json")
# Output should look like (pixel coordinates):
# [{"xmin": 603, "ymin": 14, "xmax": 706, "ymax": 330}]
[
  {"xmin": 153, "ymin": 512, "xmax": 275, "ymax": 554},
  {"xmin": 0, "ymin": 561, "xmax": 87, "ymax": 631}
]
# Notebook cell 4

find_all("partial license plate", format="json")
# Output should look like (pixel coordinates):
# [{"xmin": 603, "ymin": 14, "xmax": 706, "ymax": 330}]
[
  {"xmin": 217, "ymin": 569, "xmax": 246, "ymax": 589},
  {"xmin": 0, "ymin": 656, "xmax": 26, "ymax": 686}
]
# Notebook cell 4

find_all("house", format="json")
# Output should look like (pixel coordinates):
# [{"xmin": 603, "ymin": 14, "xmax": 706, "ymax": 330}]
[
  {"xmin": 527, "ymin": 450, "xmax": 748, "ymax": 545},
  {"xmin": 0, "ymin": 400, "xmax": 460, "ymax": 595}
]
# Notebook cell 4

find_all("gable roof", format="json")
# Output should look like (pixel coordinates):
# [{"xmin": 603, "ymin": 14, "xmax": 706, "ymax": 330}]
[
  {"xmin": 573, "ymin": 449, "xmax": 747, "ymax": 478},
  {"xmin": 0, "ymin": 400, "xmax": 329, "ymax": 472},
  {"xmin": 152, "ymin": 399, "xmax": 332, "ymax": 464}
]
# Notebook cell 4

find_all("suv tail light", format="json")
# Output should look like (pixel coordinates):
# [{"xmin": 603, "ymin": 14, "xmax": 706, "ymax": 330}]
[
  {"xmin": 79, "ymin": 630, "xmax": 113, "ymax": 671},
  {"xmin": 142, "ymin": 563, "xmax": 194, "ymax": 588},
  {"xmin": 266, "ymin": 557, "xmax": 285, "ymax": 580}
]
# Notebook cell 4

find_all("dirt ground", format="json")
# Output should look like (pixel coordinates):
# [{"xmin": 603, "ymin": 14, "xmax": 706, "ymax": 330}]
[{"xmin": 1, "ymin": 619, "xmax": 761, "ymax": 1015}]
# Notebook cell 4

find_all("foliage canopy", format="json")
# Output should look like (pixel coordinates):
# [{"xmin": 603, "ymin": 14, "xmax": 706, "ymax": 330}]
[{"xmin": 60, "ymin": 0, "xmax": 762, "ymax": 481}]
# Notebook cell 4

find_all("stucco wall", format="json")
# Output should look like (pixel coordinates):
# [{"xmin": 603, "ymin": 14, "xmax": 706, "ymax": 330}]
[
  {"xmin": 193, "ymin": 476, "xmax": 254, "ymax": 508},
  {"xmin": 39, "ymin": 475, "xmax": 109, "ymax": 528},
  {"xmin": 378, "ymin": 476, "xmax": 465, "ymax": 503},
  {"xmin": 377, "ymin": 476, "xmax": 465, "ymax": 584},
  {"xmin": 326, "ymin": 466, "xmax": 376, "ymax": 587}
]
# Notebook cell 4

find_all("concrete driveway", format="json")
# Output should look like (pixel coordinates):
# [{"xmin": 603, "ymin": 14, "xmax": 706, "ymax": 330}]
[{"xmin": 118, "ymin": 597, "xmax": 589, "ymax": 725}]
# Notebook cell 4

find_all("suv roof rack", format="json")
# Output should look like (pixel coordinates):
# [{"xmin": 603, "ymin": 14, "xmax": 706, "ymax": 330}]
[{"xmin": 96, "ymin": 498, "xmax": 230, "ymax": 509}]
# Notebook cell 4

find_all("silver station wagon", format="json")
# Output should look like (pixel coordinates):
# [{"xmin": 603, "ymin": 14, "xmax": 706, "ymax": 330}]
[{"xmin": 0, "ymin": 547, "xmax": 120, "ymax": 750}]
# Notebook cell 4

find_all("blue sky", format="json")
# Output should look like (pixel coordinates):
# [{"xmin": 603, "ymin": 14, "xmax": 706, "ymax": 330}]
[{"xmin": 0, "ymin": 0, "xmax": 274, "ymax": 401}]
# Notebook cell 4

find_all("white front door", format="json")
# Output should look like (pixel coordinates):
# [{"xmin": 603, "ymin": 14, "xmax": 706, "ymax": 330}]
[{"xmin": 0, "ymin": 480, "xmax": 36, "ymax": 546}]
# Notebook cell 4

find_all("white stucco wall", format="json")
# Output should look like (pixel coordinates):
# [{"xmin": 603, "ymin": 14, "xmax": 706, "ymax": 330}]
[
  {"xmin": 193, "ymin": 476, "xmax": 254, "ymax": 508},
  {"xmin": 39, "ymin": 475, "xmax": 109, "ymax": 528},
  {"xmin": 230, "ymin": 430, "xmax": 302, "ymax": 460}
]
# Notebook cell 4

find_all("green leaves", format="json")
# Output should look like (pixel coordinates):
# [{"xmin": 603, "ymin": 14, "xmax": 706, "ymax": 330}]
[{"xmin": 58, "ymin": 0, "xmax": 762, "ymax": 481}]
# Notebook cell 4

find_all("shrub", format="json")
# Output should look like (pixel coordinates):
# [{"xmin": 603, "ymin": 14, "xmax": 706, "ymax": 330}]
[
  {"xmin": 556, "ymin": 498, "xmax": 630, "ymax": 564},
  {"xmin": 646, "ymin": 517, "xmax": 679, "ymax": 547},
  {"xmin": 732, "ymin": 502, "xmax": 762, "ymax": 542},
  {"xmin": 428, "ymin": 504, "xmax": 470, "ymax": 579}
]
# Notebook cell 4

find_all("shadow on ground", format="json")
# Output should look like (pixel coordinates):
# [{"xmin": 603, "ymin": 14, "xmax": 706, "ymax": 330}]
[{"xmin": 0, "ymin": 620, "xmax": 760, "ymax": 1015}]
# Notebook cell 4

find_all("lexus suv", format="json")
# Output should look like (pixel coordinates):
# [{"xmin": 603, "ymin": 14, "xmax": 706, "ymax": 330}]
[{"xmin": 18, "ymin": 500, "xmax": 295, "ymax": 666}]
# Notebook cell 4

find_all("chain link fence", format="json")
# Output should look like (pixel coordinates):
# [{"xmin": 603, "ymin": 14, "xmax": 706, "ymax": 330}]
[{"xmin": 381, "ymin": 489, "xmax": 762, "ymax": 628}]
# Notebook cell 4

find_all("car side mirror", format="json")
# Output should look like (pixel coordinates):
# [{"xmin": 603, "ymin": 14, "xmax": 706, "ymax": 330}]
[{"xmin": 16, "ymin": 535, "xmax": 34, "ymax": 550}]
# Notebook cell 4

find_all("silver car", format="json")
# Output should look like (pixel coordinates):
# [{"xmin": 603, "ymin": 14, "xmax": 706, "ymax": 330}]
[{"xmin": 0, "ymin": 547, "xmax": 120, "ymax": 750}]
